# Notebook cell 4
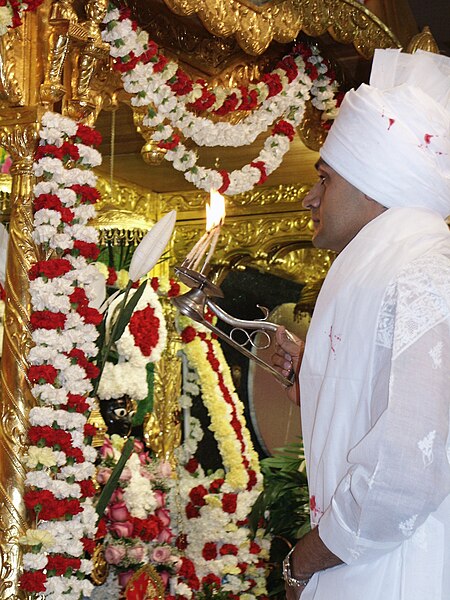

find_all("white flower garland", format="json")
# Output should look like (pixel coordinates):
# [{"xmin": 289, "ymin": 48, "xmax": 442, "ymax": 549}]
[
  {"xmin": 21, "ymin": 111, "xmax": 102, "ymax": 599},
  {"xmin": 102, "ymin": 5, "xmax": 340, "ymax": 195}
]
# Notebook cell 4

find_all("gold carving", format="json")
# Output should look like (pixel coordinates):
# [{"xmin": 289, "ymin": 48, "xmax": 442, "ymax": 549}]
[
  {"xmin": 0, "ymin": 30, "xmax": 23, "ymax": 106},
  {"xmin": 407, "ymin": 26, "xmax": 440, "ymax": 54},
  {"xmin": 0, "ymin": 117, "xmax": 40, "ymax": 599},
  {"xmin": 144, "ymin": 298, "xmax": 182, "ymax": 464},
  {"xmin": 133, "ymin": 107, "xmax": 168, "ymax": 166},
  {"xmin": 67, "ymin": 0, "xmax": 110, "ymax": 121},
  {"xmin": 40, "ymin": 1, "xmax": 77, "ymax": 105},
  {"xmin": 297, "ymin": 100, "xmax": 328, "ymax": 152},
  {"xmin": 91, "ymin": 543, "xmax": 109, "ymax": 585},
  {"xmin": 87, "ymin": 402, "xmax": 108, "ymax": 448},
  {"xmin": 161, "ymin": 0, "xmax": 401, "ymax": 57}
]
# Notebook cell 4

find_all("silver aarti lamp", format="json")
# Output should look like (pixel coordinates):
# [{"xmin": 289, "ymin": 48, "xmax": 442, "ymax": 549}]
[{"xmin": 172, "ymin": 192, "xmax": 295, "ymax": 387}]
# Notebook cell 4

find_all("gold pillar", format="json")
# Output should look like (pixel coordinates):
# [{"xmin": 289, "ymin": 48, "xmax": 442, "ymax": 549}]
[{"xmin": 0, "ymin": 110, "xmax": 40, "ymax": 600}]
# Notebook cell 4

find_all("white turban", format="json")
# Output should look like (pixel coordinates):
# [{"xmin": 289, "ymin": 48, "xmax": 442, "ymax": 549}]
[{"xmin": 320, "ymin": 49, "xmax": 450, "ymax": 217}]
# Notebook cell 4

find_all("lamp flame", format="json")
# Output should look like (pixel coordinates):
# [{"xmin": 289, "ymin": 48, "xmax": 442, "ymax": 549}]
[{"xmin": 206, "ymin": 190, "xmax": 225, "ymax": 231}]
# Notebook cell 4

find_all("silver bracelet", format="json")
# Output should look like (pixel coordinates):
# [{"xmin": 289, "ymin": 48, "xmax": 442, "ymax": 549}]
[{"xmin": 282, "ymin": 546, "xmax": 311, "ymax": 588}]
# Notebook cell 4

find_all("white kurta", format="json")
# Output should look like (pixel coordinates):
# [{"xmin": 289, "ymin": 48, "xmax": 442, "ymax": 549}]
[{"xmin": 299, "ymin": 207, "xmax": 450, "ymax": 600}]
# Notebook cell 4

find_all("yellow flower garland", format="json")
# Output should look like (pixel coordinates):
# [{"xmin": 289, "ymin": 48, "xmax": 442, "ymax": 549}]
[{"xmin": 184, "ymin": 334, "xmax": 260, "ymax": 490}]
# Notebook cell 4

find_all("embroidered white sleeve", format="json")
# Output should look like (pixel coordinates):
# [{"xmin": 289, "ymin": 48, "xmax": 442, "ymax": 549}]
[{"xmin": 319, "ymin": 254, "xmax": 450, "ymax": 564}]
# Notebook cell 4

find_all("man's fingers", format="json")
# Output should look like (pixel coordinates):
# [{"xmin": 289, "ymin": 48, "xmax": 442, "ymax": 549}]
[{"xmin": 275, "ymin": 326, "xmax": 302, "ymax": 358}]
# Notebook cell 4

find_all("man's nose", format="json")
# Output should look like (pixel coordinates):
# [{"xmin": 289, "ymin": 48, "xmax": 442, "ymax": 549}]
[{"xmin": 302, "ymin": 182, "xmax": 322, "ymax": 209}]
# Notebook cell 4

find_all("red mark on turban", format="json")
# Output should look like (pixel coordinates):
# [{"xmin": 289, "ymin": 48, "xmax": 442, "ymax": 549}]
[
  {"xmin": 387, "ymin": 118, "xmax": 395, "ymax": 130},
  {"xmin": 424, "ymin": 134, "xmax": 433, "ymax": 145}
]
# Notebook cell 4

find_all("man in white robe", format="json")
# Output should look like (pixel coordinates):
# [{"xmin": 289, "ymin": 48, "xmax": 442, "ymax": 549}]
[{"xmin": 273, "ymin": 49, "xmax": 450, "ymax": 599}]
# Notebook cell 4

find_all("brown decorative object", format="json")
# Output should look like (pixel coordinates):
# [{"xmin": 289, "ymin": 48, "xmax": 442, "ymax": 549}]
[
  {"xmin": 407, "ymin": 26, "xmax": 440, "ymax": 54},
  {"xmin": 91, "ymin": 543, "xmax": 110, "ymax": 586}
]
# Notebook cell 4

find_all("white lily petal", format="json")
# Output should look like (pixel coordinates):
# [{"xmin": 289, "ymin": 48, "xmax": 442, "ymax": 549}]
[{"xmin": 128, "ymin": 210, "xmax": 177, "ymax": 281}]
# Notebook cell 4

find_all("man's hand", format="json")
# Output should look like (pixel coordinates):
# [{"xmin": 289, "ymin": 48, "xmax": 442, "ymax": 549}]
[
  {"xmin": 285, "ymin": 584, "xmax": 303, "ymax": 599},
  {"xmin": 272, "ymin": 326, "xmax": 304, "ymax": 406}
]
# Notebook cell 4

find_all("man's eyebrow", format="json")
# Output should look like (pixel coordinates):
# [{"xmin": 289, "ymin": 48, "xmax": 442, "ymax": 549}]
[{"xmin": 314, "ymin": 158, "xmax": 325, "ymax": 171}]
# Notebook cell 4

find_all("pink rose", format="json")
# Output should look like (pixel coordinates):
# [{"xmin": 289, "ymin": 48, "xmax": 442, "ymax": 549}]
[
  {"xmin": 110, "ymin": 488, "xmax": 124, "ymax": 503},
  {"xmin": 128, "ymin": 544, "xmax": 147, "ymax": 563},
  {"xmin": 134, "ymin": 439, "xmax": 144, "ymax": 453},
  {"xmin": 104, "ymin": 544, "xmax": 126, "ymax": 565},
  {"xmin": 109, "ymin": 520, "xmax": 134, "ymax": 538},
  {"xmin": 100, "ymin": 438, "xmax": 114, "ymax": 460},
  {"xmin": 154, "ymin": 490, "xmax": 166, "ymax": 508},
  {"xmin": 109, "ymin": 501, "xmax": 130, "ymax": 522},
  {"xmin": 156, "ymin": 508, "xmax": 170, "ymax": 527},
  {"xmin": 119, "ymin": 466, "xmax": 132, "ymax": 482},
  {"xmin": 96, "ymin": 467, "xmax": 112, "ymax": 484},
  {"xmin": 151, "ymin": 546, "xmax": 172, "ymax": 563},
  {"xmin": 157, "ymin": 527, "xmax": 173, "ymax": 544},
  {"xmin": 158, "ymin": 461, "xmax": 172, "ymax": 478},
  {"xmin": 118, "ymin": 570, "xmax": 134, "ymax": 590},
  {"xmin": 159, "ymin": 570, "xmax": 170, "ymax": 587}
]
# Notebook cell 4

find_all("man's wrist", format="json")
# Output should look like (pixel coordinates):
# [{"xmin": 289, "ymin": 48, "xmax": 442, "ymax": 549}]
[{"xmin": 282, "ymin": 546, "xmax": 312, "ymax": 588}]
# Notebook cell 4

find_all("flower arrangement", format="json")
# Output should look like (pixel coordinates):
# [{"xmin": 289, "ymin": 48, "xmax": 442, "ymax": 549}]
[
  {"xmin": 101, "ymin": 4, "xmax": 340, "ymax": 195},
  {"xmin": 169, "ymin": 457, "xmax": 270, "ymax": 600},
  {"xmin": 0, "ymin": 0, "xmax": 44, "ymax": 36},
  {"xmin": 20, "ymin": 111, "xmax": 103, "ymax": 599},
  {"xmin": 97, "ymin": 283, "xmax": 167, "ymax": 403},
  {"xmin": 92, "ymin": 435, "xmax": 181, "ymax": 598},
  {"xmin": 162, "ymin": 317, "xmax": 271, "ymax": 599}
]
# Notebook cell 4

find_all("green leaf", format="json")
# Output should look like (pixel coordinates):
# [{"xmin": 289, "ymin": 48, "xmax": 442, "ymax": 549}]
[
  {"xmin": 111, "ymin": 280, "xmax": 147, "ymax": 344},
  {"xmin": 132, "ymin": 363, "xmax": 154, "ymax": 426},
  {"xmin": 95, "ymin": 437, "xmax": 134, "ymax": 518}
]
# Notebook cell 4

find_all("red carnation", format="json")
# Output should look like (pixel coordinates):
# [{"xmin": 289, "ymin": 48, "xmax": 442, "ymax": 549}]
[
  {"xmin": 34, "ymin": 193, "xmax": 63, "ymax": 212},
  {"xmin": 208, "ymin": 478, "xmax": 224, "ymax": 493},
  {"xmin": 28, "ymin": 364, "xmax": 58, "ymax": 384},
  {"xmin": 77, "ymin": 304, "xmax": 102, "ymax": 326},
  {"xmin": 106, "ymin": 266, "xmax": 117, "ymax": 286},
  {"xmin": 80, "ymin": 479, "xmax": 96, "ymax": 497},
  {"xmin": 168, "ymin": 279, "xmax": 181, "ymax": 297},
  {"xmin": 272, "ymin": 120, "xmax": 296, "ymax": 141},
  {"xmin": 202, "ymin": 542, "xmax": 217, "ymax": 560},
  {"xmin": 71, "ymin": 240, "xmax": 100, "ymax": 260},
  {"xmin": 69, "ymin": 287, "xmax": 88, "ymax": 308},
  {"xmin": 221, "ymin": 492, "xmax": 237, "ymax": 514},
  {"xmin": 70, "ymin": 184, "xmax": 101, "ymax": 204},
  {"xmin": 185, "ymin": 502, "xmax": 200, "ymax": 519},
  {"xmin": 249, "ymin": 541, "xmax": 261, "ymax": 554},
  {"xmin": 169, "ymin": 68, "xmax": 193, "ymax": 96},
  {"xmin": 65, "ymin": 393, "xmax": 90, "ymax": 413},
  {"xmin": 181, "ymin": 326, "xmax": 196, "ymax": 344},
  {"xmin": 20, "ymin": 571, "xmax": 47, "ymax": 592},
  {"xmin": 250, "ymin": 161, "xmax": 267, "ymax": 185},
  {"xmin": 129, "ymin": 305, "xmax": 160, "ymax": 356},
  {"xmin": 218, "ymin": 169, "xmax": 230, "ymax": 194},
  {"xmin": 29, "ymin": 258, "xmax": 72, "ymax": 281},
  {"xmin": 261, "ymin": 73, "xmax": 283, "ymax": 98},
  {"xmin": 132, "ymin": 515, "xmax": 162, "ymax": 542},
  {"xmin": 46, "ymin": 555, "xmax": 81, "ymax": 576},
  {"xmin": 75, "ymin": 124, "xmax": 102, "ymax": 148},
  {"xmin": 202, "ymin": 574, "xmax": 221, "ymax": 587},
  {"xmin": 82, "ymin": 537, "xmax": 96, "ymax": 555},
  {"xmin": 184, "ymin": 457, "xmax": 199, "ymax": 473},
  {"xmin": 30, "ymin": 310, "xmax": 66, "ymax": 330},
  {"xmin": 189, "ymin": 485, "xmax": 208, "ymax": 507},
  {"xmin": 157, "ymin": 134, "xmax": 180, "ymax": 151},
  {"xmin": 150, "ymin": 277, "xmax": 159, "ymax": 291},
  {"xmin": 153, "ymin": 54, "xmax": 169, "ymax": 73},
  {"xmin": 220, "ymin": 543, "xmax": 238, "ymax": 556},
  {"xmin": 24, "ymin": 489, "xmax": 55, "ymax": 513},
  {"xmin": 140, "ymin": 41, "xmax": 159, "ymax": 63}
]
